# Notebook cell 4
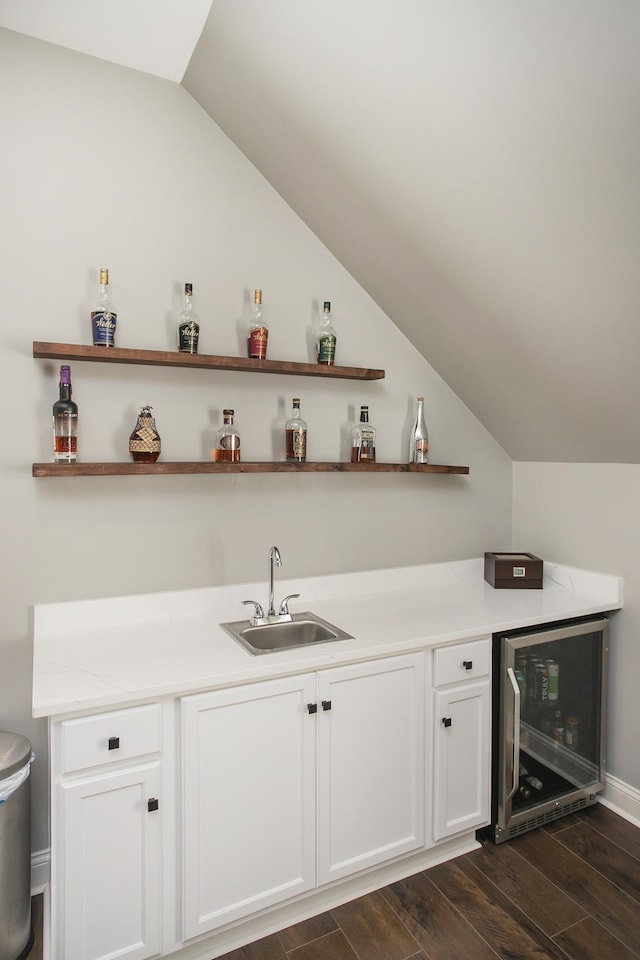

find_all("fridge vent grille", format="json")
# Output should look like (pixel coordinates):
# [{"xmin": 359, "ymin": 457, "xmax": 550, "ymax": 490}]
[{"xmin": 506, "ymin": 795, "xmax": 597, "ymax": 841}]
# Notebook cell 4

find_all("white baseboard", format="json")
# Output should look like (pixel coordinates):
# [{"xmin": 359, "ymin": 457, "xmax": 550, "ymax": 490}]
[
  {"xmin": 31, "ymin": 847, "xmax": 50, "ymax": 894},
  {"xmin": 601, "ymin": 773, "xmax": 640, "ymax": 828}
]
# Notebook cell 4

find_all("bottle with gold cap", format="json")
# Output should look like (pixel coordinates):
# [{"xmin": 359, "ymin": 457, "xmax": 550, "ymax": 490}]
[
  {"xmin": 91, "ymin": 267, "xmax": 117, "ymax": 347},
  {"xmin": 248, "ymin": 288, "xmax": 268, "ymax": 359}
]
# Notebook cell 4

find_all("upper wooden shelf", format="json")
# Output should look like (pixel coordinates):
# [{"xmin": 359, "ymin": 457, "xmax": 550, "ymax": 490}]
[
  {"xmin": 33, "ymin": 342, "xmax": 385, "ymax": 381},
  {"xmin": 32, "ymin": 462, "xmax": 470, "ymax": 478}
]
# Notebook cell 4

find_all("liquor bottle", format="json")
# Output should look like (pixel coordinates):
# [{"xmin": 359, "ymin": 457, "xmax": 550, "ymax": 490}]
[
  {"xmin": 91, "ymin": 267, "xmax": 117, "ymax": 347},
  {"xmin": 351, "ymin": 405, "xmax": 376, "ymax": 462},
  {"xmin": 214, "ymin": 409, "xmax": 241, "ymax": 462},
  {"xmin": 248, "ymin": 289, "xmax": 268, "ymax": 359},
  {"xmin": 410, "ymin": 396, "xmax": 429, "ymax": 463},
  {"xmin": 177, "ymin": 282, "xmax": 200, "ymax": 354},
  {"xmin": 316, "ymin": 300, "xmax": 337, "ymax": 365},
  {"xmin": 53, "ymin": 365, "xmax": 78, "ymax": 463},
  {"xmin": 129, "ymin": 405, "xmax": 161, "ymax": 463},
  {"xmin": 285, "ymin": 397, "xmax": 307, "ymax": 463}
]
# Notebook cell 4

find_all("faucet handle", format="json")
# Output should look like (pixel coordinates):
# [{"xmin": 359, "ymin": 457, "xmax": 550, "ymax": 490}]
[
  {"xmin": 278, "ymin": 594, "xmax": 300, "ymax": 617},
  {"xmin": 242, "ymin": 600, "xmax": 264, "ymax": 622}
]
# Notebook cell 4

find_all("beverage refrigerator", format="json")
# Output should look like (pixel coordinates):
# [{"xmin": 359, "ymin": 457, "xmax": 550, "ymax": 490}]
[{"xmin": 482, "ymin": 616, "xmax": 608, "ymax": 843}]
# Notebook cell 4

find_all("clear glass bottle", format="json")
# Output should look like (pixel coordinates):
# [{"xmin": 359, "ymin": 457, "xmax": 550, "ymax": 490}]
[
  {"xmin": 177, "ymin": 282, "xmax": 200, "ymax": 354},
  {"xmin": 410, "ymin": 396, "xmax": 429, "ymax": 463},
  {"xmin": 316, "ymin": 300, "xmax": 337, "ymax": 365},
  {"xmin": 214, "ymin": 409, "xmax": 241, "ymax": 462},
  {"xmin": 91, "ymin": 267, "xmax": 117, "ymax": 347},
  {"xmin": 285, "ymin": 397, "xmax": 307, "ymax": 463},
  {"xmin": 248, "ymin": 288, "xmax": 268, "ymax": 359},
  {"xmin": 53, "ymin": 365, "xmax": 78, "ymax": 463},
  {"xmin": 351, "ymin": 405, "xmax": 376, "ymax": 463},
  {"xmin": 129, "ymin": 405, "xmax": 161, "ymax": 463}
]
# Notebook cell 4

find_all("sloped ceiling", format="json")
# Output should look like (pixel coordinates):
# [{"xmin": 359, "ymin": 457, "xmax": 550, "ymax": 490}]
[
  {"xmin": 0, "ymin": 0, "xmax": 211, "ymax": 80},
  {"xmin": 3, "ymin": 1, "xmax": 639, "ymax": 462}
]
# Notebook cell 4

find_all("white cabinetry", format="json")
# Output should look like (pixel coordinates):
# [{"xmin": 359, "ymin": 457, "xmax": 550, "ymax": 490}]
[
  {"xmin": 181, "ymin": 674, "xmax": 317, "ymax": 940},
  {"xmin": 52, "ymin": 704, "xmax": 163, "ymax": 960},
  {"xmin": 181, "ymin": 652, "xmax": 424, "ymax": 940},
  {"xmin": 432, "ymin": 637, "xmax": 491, "ymax": 840},
  {"xmin": 316, "ymin": 655, "xmax": 424, "ymax": 884}
]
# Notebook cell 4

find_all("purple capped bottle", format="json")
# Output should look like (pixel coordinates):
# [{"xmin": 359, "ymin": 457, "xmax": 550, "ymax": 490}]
[{"xmin": 53, "ymin": 365, "xmax": 78, "ymax": 462}]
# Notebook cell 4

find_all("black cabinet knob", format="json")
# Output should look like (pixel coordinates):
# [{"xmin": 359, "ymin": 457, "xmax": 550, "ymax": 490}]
[
  {"xmin": 442, "ymin": 717, "xmax": 452, "ymax": 728},
  {"xmin": 108, "ymin": 736, "xmax": 120, "ymax": 750},
  {"xmin": 462, "ymin": 660, "xmax": 473, "ymax": 670},
  {"xmin": 321, "ymin": 700, "xmax": 332, "ymax": 711},
  {"xmin": 147, "ymin": 798, "xmax": 159, "ymax": 812},
  {"xmin": 307, "ymin": 703, "xmax": 318, "ymax": 714}
]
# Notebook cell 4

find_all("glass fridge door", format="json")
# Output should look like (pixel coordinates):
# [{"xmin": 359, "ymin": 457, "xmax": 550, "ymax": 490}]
[{"xmin": 498, "ymin": 618, "xmax": 607, "ymax": 834}]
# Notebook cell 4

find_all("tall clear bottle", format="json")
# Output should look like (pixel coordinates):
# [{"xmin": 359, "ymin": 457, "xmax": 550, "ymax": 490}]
[
  {"xmin": 214, "ymin": 409, "xmax": 241, "ymax": 462},
  {"xmin": 177, "ymin": 282, "xmax": 200, "ymax": 354},
  {"xmin": 316, "ymin": 300, "xmax": 337, "ymax": 365},
  {"xmin": 351, "ymin": 405, "xmax": 376, "ymax": 462},
  {"xmin": 91, "ymin": 267, "xmax": 117, "ymax": 347},
  {"xmin": 248, "ymin": 288, "xmax": 268, "ymax": 359},
  {"xmin": 410, "ymin": 396, "xmax": 429, "ymax": 463},
  {"xmin": 53, "ymin": 365, "xmax": 78, "ymax": 462},
  {"xmin": 285, "ymin": 397, "xmax": 307, "ymax": 463}
]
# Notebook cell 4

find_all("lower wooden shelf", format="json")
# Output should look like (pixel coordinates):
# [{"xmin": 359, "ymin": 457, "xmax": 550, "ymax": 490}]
[{"xmin": 32, "ymin": 461, "xmax": 469, "ymax": 478}]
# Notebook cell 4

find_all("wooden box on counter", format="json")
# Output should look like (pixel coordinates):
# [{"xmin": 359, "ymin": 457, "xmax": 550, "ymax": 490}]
[{"xmin": 484, "ymin": 552, "xmax": 543, "ymax": 589}]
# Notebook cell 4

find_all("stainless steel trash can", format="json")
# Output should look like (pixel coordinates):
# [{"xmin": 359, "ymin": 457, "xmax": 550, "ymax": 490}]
[{"xmin": 0, "ymin": 733, "xmax": 34, "ymax": 960}]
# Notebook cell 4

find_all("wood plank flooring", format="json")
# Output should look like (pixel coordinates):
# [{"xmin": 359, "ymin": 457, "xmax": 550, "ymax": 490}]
[
  {"xmin": 26, "ymin": 803, "xmax": 640, "ymax": 960},
  {"xmin": 215, "ymin": 804, "xmax": 640, "ymax": 960}
]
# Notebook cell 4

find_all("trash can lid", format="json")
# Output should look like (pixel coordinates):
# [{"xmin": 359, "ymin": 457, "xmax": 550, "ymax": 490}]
[{"xmin": 0, "ymin": 732, "xmax": 32, "ymax": 779}]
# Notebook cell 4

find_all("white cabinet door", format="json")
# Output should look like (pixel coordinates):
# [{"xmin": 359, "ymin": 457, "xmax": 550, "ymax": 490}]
[
  {"xmin": 59, "ymin": 763, "xmax": 161, "ymax": 960},
  {"xmin": 317, "ymin": 653, "xmax": 425, "ymax": 885},
  {"xmin": 181, "ymin": 674, "xmax": 316, "ymax": 940},
  {"xmin": 433, "ymin": 681, "xmax": 490, "ymax": 840}
]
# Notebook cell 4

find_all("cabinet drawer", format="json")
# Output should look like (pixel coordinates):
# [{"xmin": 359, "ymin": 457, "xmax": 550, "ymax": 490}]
[
  {"xmin": 60, "ymin": 703, "xmax": 161, "ymax": 774},
  {"xmin": 433, "ymin": 638, "xmax": 490, "ymax": 687}
]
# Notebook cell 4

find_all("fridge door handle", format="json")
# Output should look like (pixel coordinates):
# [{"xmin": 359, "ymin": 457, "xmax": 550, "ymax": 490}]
[{"xmin": 506, "ymin": 666, "xmax": 520, "ymax": 802}]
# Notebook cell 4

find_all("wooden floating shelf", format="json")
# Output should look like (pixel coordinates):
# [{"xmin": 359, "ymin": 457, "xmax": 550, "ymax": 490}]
[
  {"xmin": 33, "ymin": 342, "xmax": 385, "ymax": 381},
  {"xmin": 33, "ymin": 462, "xmax": 470, "ymax": 478}
]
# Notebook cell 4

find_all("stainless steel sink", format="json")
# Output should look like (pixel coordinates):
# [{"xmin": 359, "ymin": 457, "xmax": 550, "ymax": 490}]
[{"xmin": 220, "ymin": 611, "xmax": 354, "ymax": 655}]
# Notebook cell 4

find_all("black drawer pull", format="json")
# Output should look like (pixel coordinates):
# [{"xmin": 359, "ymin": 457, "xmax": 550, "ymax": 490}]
[
  {"xmin": 321, "ymin": 700, "xmax": 332, "ymax": 711},
  {"xmin": 147, "ymin": 798, "xmax": 159, "ymax": 812},
  {"xmin": 462, "ymin": 660, "xmax": 473, "ymax": 670},
  {"xmin": 307, "ymin": 703, "xmax": 318, "ymax": 714},
  {"xmin": 108, "ymin": 736, "xmax": 120, "ymax": 751},
  {"xmin": 442, "ymin": 717, "xmax": 452, "ymax": 728}
]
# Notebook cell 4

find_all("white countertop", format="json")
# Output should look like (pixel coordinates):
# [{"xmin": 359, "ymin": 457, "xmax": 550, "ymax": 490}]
[{"xmin": 32, "ymin": 559, "xmax": 623, "ymax": 718}]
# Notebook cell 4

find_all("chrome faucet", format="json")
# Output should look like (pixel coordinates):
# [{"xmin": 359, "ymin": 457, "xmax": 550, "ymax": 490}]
[
  {"xmin": 267, "ymin": 545, "xmax": 282, "ymax": 617},
  {"xmin": 242, "ymin": 545, "xmax": 300, "ymax": 626}
]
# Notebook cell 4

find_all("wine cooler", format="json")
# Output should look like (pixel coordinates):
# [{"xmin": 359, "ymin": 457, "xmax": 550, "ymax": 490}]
[{"xmin": 483, "ymin": 616, "xmax": 608, "ymax": 843}]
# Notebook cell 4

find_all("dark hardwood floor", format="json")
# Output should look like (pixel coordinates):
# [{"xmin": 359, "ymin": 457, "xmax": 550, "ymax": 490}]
[
  {"xmin": 27, "ymin": 803, "xmax": 640, "ymax": 960},
  {"xmin": 216, "ymin": 804, "xmax": 640, "ymax": 960}
]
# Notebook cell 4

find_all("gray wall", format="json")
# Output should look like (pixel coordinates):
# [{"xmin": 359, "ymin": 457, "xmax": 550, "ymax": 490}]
[
  {"xmin": 0, "ymin": 28, "xmax": 512, "ymax": 856},
  {"xmin": 513, "ymin": 463, "xmax": 640, "ymax": 791}
]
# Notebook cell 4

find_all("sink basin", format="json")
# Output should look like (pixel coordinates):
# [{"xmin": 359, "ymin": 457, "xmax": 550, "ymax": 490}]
[{"xmin": 220, "ymin": 611, "xmax": 354, "ymax": 655}]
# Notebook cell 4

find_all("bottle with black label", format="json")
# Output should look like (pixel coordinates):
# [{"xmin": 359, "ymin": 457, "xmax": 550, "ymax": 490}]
[
  {"xmin": 351, "ymin": 405, "xmax": 376, "ymax": 462},
  {"xmin": 177, "ymin": 282, "xmax": 200, "ymax": 354},
  {"xmin": 53, "ymin": 365, "xmax": 78, "ymax": 463}
]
